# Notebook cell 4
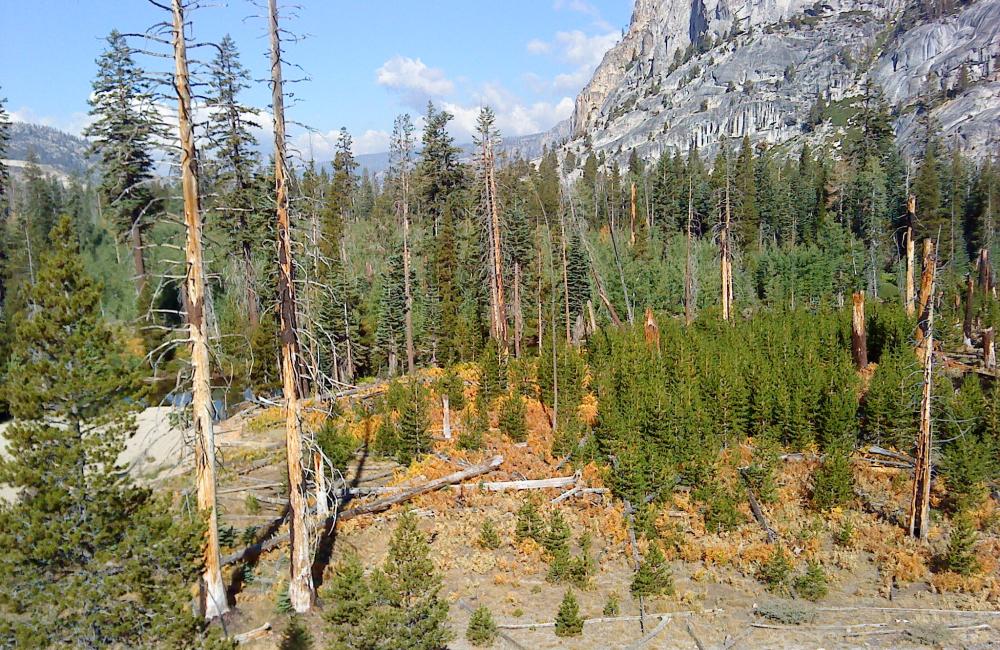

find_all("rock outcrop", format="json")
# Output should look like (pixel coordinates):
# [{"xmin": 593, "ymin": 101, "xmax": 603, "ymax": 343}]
[{"xmin": 565, "ymin": 0, "xmax": 999, "ymax": 162}]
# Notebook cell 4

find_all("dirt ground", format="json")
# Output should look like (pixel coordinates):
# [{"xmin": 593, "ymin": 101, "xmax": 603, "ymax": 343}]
[{"xmin": 188, "ymin": 381, "xmax": 999, "ymax": 650}]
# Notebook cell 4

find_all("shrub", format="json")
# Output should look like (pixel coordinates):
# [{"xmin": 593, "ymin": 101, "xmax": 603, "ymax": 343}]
[
  {"xmin": 631, "ymin": 543, "xmax": 674, "ymax": 598},
  {"xmin": 478, "ymin": 520, "xmax": 502, "ymax": 550},
  {"xmin": 316, "ymin": 420, "xmax": 358, "ymax": 475},
  {"xmin": 944, "ymin": 513, "xmax": 980, "ymax": 576},
  {"xmin": 554, "ymin": 591, "xmax": 584, "ymax": 637},
  {"xmin": 465, "ymin": 606, "xmax": 498, "ymax": 647},
  {"xmin": 754, "ymin": 601, "xmax": 815, "ymax": 625},
  {"xmin": 515, "ymin": 499, "xmax": 544, "ymax": 543},
  {"xmin": 834, "ymin": 517, "xmax": 854, "ymax": 547},
  {"xmin": 602, "ymin": 592, "xmax": 621, "ymax": 617},
  {"xmin": 498, "ymin": 393, "xmax": 527, "ymax": 442},
  {"xmin": 794, "ymin": 562, "xmax": 828, "ymax": 601},
  {"xmin": 759, "ymin": 546, "xmax": 793, "ymax": 594}
]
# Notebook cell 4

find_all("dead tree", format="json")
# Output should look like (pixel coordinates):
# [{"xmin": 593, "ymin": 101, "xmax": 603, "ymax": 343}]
[
  {"xmin": 479, "ymin": 113, "xmax": 508, "ymax": 352},
  {"xmin": 851, "ymin": 291, "xmax": 868, "ymax": 370},
  {"xmin": 915, "ymin": 239, "xmax": 935, "ymax": 354},
  {"xmin": 720, "ymin": 171, "xmax": 734, "ymax": 322},
  {"xmin": 269, "ymin": 0, "xmax": 313, "ymax": 612},
  {"xmin": 908, "ymin": 240, "xmax": 936, "ymax": 541},
  {"xmin": 644, "ymin": 307, "xmax": 660, "ymax": 354},
  {"xmin": 984, "ymin": 327, "xmax": 996, "ymax": 370},
  {"xmin": 963, "ymin": 274, "xmax": 975, "ymax": 347},
  {"xmin": 684, "ymin": 179, "xmax": 695, "ymax": 326},
  {"xmin": 977, "ymin": 248, "xmax": 994, "ymax": 296},
  {"xmin": 170, "ymin": 0, "xmax": 227, "ymax": 619},
  {"xmin": 904, "ymin": 196, "xmax": 916, "ymax": 317},
  {"xmin": 629, "ymin": 181, "xmax": 637, "ymax": 246},
  {"xmin": 392, "ymin": 115, "xmax": 416, "ymax": 374}
]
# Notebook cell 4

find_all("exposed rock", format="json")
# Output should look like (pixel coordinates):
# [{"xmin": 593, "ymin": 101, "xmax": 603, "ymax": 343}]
[{"xmin": 564, "ymin": 0, "xmax": 999, "ymax": 163}]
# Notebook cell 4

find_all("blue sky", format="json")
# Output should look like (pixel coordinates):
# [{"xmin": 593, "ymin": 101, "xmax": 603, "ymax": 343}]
[{"xmin": 1, "ymin": 0, "xmax": 631, "ymax": 156}]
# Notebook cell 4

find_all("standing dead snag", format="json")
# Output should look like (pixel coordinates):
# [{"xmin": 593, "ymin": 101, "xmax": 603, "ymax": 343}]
[
  {"xmin": 629, "ymin": 181, "xmax": 637, "ymax": 247},
  {"xmin": 904, "ymin": 195, "xmax": 916, "ymax": 317},
  {"xmin": 851, "ymin": 291, "xmax": 867, "ymax": 370},
  {"xmin": 908, "ymin": 240, "xmax": 936, "ymax": 541},
  {"xmin": 984, "ymin": 327, "xmax": 996, "ymax": 371},
  {"xmin": 170, "ymin": 0, "xmax": 227, "ymax": 619},
  {"xmin": 478, "ymin": 109, "xmax": 508, "ymax": 352},
  {"xmin": 269, "ymin": 0, "xmax": 314, "ymax": 612},
  {"xmin": 977, "ymin": 248, "xmax": 994, "ymax": 295},
  {"xmin": 644, "ymin": 308, "xmax": 660, "ymax": 355},
  {"xmin": 915, "ymin": 239, "xmax": 935, "ymax": 355},
  {"xmin": 720, "ymin": 171, "xmax": 734, "ymax": 322},
  {"xmin": 963, "ymin": 274, "xmax": 975, "ymax": 347}
]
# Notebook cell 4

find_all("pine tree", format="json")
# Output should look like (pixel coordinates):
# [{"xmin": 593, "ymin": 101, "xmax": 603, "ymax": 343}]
[
  {"xmin": 376, "ymin": 246, "xmax": 407, "ymax": 376},
  {"xmin": 944, "ymin": 512, "xmax": 980, "ymax": 576},
  {"xmin": 794, "ymin": 561, "xmax": 829, "ymax": 601},
  {"xmin": 279, "ymin": 616, "xmax": 313, "ymax": 650},
  {"xmin": 396, "ymin": 381, "xmax": 431, "ymax": 465},
  {"xmin": 566, "ymin": 229, "xmax": 590, "ymax": 328},
  {"xmin": 631, "ymin": 543, "xmax": 674, "ymax": 598},
  {"xmin": 913, "ymin": 139, "xmax": 946, "ymax": 248},
  {"xmin": 554, "ymin": 590, "xmax": 584, "ymax": 637},
  {"xmin": 206, "ymin": 34, "xmax": 268, "ymax": 328},
  {"xmin": 498, "ymin": 393, "xmax": 527, "ymax": 442},
  {"xmin": 466, "ymin": 606, "xmax": 498, "ymax": 647},
  {"xmin": 515, "ymin": 498, "xmax": 545, "ymax": 543},
  {"xmin": 323, "ymin": 552, "xmax": 373, "ymax": 649},
  {"xmin": 0, "ymin": 218, "xmax": 207, "ymax": 646},
  {"xmin": 84, "ymin": 30, "xmax": 160, "ymax": 294}
]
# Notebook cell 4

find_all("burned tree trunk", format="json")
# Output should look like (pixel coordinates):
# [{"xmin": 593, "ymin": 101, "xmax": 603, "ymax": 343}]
[
  {"xmin": 644, "ymin": 307, "xmax": 660, "ymax": 355},
  {"xmin": 908, "ymin": 241, "xmax": 936, "ymax": 541},
  {"xmin": 629, "ymin": 181, "xmax": 637, "ymax": 247},
  {"xmin": 977, "ymin": 248, "xmax": 994, "ymax": 296},
  {"xmin": 721, "ymin": 174, "xmax": 733, "ymax": 322},
  {"xmin": 481, "ymin": 130, "xmax": 508, "ymax": 352},
  {"xmin": 171, "ymin": 0, "xmax": 227, "ymax": 619},
  {"xmin": 270, "ymin": 0, "xmax": 314, "ymax": 612},
  {"xmin": 984, "ymin": 327, "xmax": 996, "ymax": 371},
  {"xmin": 851, "ymin": 291, "xmax": 868, "ymax": 370}
]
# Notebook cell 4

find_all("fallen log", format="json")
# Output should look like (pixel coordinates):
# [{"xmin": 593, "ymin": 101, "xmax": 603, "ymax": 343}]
[
  {"xmin": 865, "ymin": 446, "xmax": 915, "ymax": 465},
  {"xmin": 234, "ymin": 622, "xmax": 271, "ymax": 644},
  {"xmin": 221, "ymin": 455, "xmax": 503, "ymax": 566},
  {"xmin": 338, "ymin": 474, "xmax": 576, "ymax": 498},
  {"xmin": 739, "ymin": 468, "xmax": 778, "ymax": 543},
  {"xmin": 625, "ymin": 615, "xmax": 671, "ymax": 649}
]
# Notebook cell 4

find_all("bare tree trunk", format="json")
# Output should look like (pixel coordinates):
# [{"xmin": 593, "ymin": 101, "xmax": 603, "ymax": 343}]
[
  {"xmin": 629, "ymin": 181, "xmax": 637, "ymax": 246},
  {"xmin": 442, "ymin": 394, "xmax": 451, "ymax": 440},
  {"xmin": 915, "ymin": 239, "xmax": 935, "ymax": 354},
  {"xmin": 314, "ymin": 450, "xmax": 329, "ymax": 518},
  {"xmin": 851, "ymin": 291, "xmax": 868, "ymax": 370},
  {"xmin": 963, "ymin": 274, "xmax": 974, "ymax": 347},
  {"xmin": 978, "ymin": 248, "xmax": 994, "ymax": 295},
  {"xmin": 243, "ymin": 240, "xmax": 260, "ymax": 327},
  {"xmin": 984, "ymin": 327, "xmax": 996, "ymax": 370},
  {"xmin": 483, "ymin": 136, "xmax": 508, "ymax": 352},
  {"xmin": 270, "ymin": 0, "xmax": 314, "ymax": 612},
  {"xmin": 721, "ymin": 173, "xmax": 733, "ymax": 321},
  {"xmin": 513, "ymin": 260, "xmax": 523, "ymax": 358},
  {"xmin": 904, "ymin": 196, "xmax": 916, "ymax": 317},
  {"xmin": 684, "ymin": 179, "xmax": 694, "ymax": 326},
  {"xmin": 171, "ymin": 0, "xmax": 227, "ymax": 619},
  {"xmin": 908, "ymin": 241, "xmax": 935, "ymax": 541},
  {"xmin": 402, "ymin": 175, "xmax": 415, "ymax": 374},
  {"xmin": 131, "ymin": 223, "xmax": 147, "ymax": 294}
]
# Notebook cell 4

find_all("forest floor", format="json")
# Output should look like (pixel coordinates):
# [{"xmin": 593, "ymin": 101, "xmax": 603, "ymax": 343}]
[{"xmin": 144, "ymin": 373, "xmax": 999, "ymax": 649}]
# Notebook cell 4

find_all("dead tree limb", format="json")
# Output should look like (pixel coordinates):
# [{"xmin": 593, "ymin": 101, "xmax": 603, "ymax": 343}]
[
  {"xmin": 234, "ymin": 622, "xmax": 272, "ymax": 644},
  {"xmin": 739, "ymin": 468, "xmax": 778, "ymax": 543},
  {"xmin": 221, "ymin": 455, "xmax": 503, "ymax": 566}
]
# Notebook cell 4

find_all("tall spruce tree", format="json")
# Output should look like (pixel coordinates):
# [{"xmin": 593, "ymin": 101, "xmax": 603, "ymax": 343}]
[
  {"xmin": 0, "ymin": 218, "xmax": 209, "ymax": 647},
  {"xmin": 84, "ymin": 30, "xmax": 160, "ymax": 295}
]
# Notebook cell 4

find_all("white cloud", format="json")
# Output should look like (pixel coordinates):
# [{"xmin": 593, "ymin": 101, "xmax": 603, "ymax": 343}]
[
  {"xmin": 526, "ymin": 38, "xmax": 552, "ymax": 55},
  {"xmin": 440, "ymin": 95, "xmax": 574, "ymax": 140},
  {"xmin": 553, "ymin": 30, "xmax": 619, "ymax": 67},
  {"xmin": 9, "ymin": 106, "xmax": 93, "ymax": 136},
  {"xmin": 376, "ymin": 55, "xmax": 454, "ymax": 107},
  {"xmin": 553, "ymin": 0, "xmax": 614, "ymax": 31}
]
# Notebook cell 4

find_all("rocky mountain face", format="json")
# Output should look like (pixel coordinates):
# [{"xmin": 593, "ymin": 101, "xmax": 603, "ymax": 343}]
[
  {"xmin": 4, "ymin": 122, "xmax": 92, "ymax": 179},
  {"xmin": 566, "ymin": 0, "xmax": 999, "ymax": 163}
]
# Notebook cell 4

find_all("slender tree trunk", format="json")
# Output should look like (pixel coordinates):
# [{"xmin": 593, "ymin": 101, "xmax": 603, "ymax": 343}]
[
  {"xmin": 684, "ymin": 179, "xmax": 694, "ymax": 326},
  {"xmin": 483, "ymin": 136, "xmax": 508, "ymax": 351},
  {"xmin": 270, "ymin": 0, "xmax": 314, "ymax": 612},
  {"xmin": 721, "ymin": 173, "xmax": 733, "ymax": 321},
  {"xmin": 402, "ymin": 176, "xmax": 415, "ymax": 374},
  {"xmin": 963, "ymin": 274, "xmax": 974, "ymax": 347},
  {"xmin": 915, "ymin": 239, "xmax": 935, "ymax": 354},
  {"xmin": 908, "ymin": 245, "xmax": 935, "ymax": 541},
  {"xmin": 243, "ymin": 239, "xmax": 259, "ymax": 327},
  {"xmin": 978, "ymin": 248, "xmax": 994, "ymax": 295},
  {"xmin": 172, "ymin": 0, "xmax": 227, "ymax": 619},
  {"xmin": 442, "ymin": 394, "xmax": 451, "ymax": 440},
  {"xmin": 560, "ymin": 214, "xmax": 571, "ymax": 343},
  {"xmin": 314, "ymin": 451, "xmax": 329, "ymax": 518},
  {"xmin": 904, "ymin": 196, "xmax": 916, "ymax": 316},
  {"xmin": 513, "ymin": 260, "xmax": 523, "ymax": 358},
  {"xmin": 629, "ymin": 182, "xmax": 637, "ymax": 246},
  {"xmin": 984, "ymin": 327, "xmax": 996, "ymax": 370},
  {"xmin": 130, "ymin": 222, "xmax": 147, "ymax": 294},
  {"xmin": 851, "ymin": 291, "xmax": 868, "ymax": 370}
]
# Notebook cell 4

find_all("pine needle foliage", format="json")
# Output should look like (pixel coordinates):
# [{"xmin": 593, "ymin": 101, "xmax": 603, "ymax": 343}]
[
  {"xmin": 554, "ymin": 590, "xmax": 584, "ymax": 638},
  {"xmin": 466, "ymin": 606, "xmax": 498, "ymax": 647}
]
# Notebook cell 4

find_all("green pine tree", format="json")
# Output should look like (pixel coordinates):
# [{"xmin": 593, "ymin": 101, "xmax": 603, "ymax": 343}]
[
  {"xmin": 0, "ymin": 218, "xmax": 208, "ymax": 647},
  {"xmin": 279, "ymin": 616, "xmax": 313, "ymax": 650},
  {"xmin": 396, "ymin": 381, "xmax": 431, "ymax": 465},
  {"xmin": 631, "ymin": 543, "xmax": 674, "ymax": 598},
  {"xmin": 515, "ymin": 498, "xmax": 545, "ymax": 543},
  {"xmin": 944, "ymin": 513, "xmax": 980, "ymax": 576},
  {"xmin": 794, "ymin": 561, "xmax": 829, "ymax": 601},
  {"xmin": 554, "ymin": 590, "xmax": 584, "ymax": 637},
  {"xmin": 498, "ymin": 393, "xmax": 528, "ymax": 442},
  {"xmin": 466, "ymin": 606, "xmax": 498, "ymax": 647}
]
